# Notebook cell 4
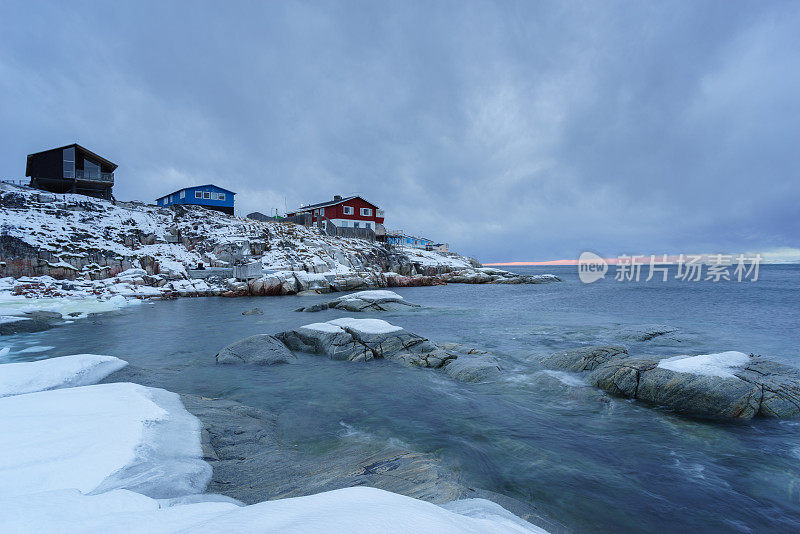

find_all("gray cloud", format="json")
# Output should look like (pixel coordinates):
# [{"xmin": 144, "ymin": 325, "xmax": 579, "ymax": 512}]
[{"xmin": 1, "ymin": 1, "xmax": 798, "ymax": 261}]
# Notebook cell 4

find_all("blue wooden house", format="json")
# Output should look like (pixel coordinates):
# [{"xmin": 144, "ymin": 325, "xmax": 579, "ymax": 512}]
[{"xmin": 155, "ymin": 184, "xmax": 236, "ymax": 215}]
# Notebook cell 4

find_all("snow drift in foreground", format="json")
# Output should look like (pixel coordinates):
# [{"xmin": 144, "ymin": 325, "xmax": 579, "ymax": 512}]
[
  {"xmin": 0, "ymin": 355, "xmax": 547, "ymax": 533},
  {"xmin": 0, "ymin": 382, "xmax": 210, "ymax": 498},
  {"xmin": 0, "ymin": 486, "xmax": 546, "ymax": 534},
  {"xmin": 657, "ymin": 351, "xmax": 750, "ymax": 378},
  {"xmin": 0, "ymin": 354, "xmax": 127, "ymax": 397}
]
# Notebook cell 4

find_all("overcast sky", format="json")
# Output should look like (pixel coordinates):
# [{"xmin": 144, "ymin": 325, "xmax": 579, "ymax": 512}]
[{"xmin": 1, "ymin": 1, "xmax": 798, "ymax": 262}]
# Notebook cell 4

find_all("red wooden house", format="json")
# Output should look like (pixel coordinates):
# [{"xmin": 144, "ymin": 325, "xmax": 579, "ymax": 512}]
[{"xmin": 288, "ymin": 195, "xmax": 385, "ymax": 232}]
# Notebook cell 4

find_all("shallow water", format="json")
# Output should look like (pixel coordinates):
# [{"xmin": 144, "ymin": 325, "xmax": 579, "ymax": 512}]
[{"xmin": 4, "ymin": 265, "xmax": 799, "ymax": 533}]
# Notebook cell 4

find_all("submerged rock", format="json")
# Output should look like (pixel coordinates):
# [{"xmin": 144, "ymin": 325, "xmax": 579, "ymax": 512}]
[
  {"xmin": 0, "ymin": 315, "xmax": 52, "ymax": 335},
  {"xmin": 295, "ymin": 290, "xmax": 421, "ymax": 313},
  {"xmin": 241, "ymin": 308, "xmax": 264, "ymax": 316},
  {"xmin": 540, "ymin": 346, "xmax": 629, "ymax": 372},
  {"xmin": 179, "ymin": 394, "xmax": 467, "ymax": 504},
  {"xmin": 215, "ymin": 334, "xmax": 296, "ymax": 365},
  {"xmin": 588, "ymin": 352, "xmax": 800, "ymax": 419}
]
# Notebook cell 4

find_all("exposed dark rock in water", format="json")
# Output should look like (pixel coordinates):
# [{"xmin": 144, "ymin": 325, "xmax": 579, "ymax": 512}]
[
  {"xmin": 440, "ymin": 268, "xmax": 562, "ymax": 285},
  {"xmin": 294, "ymin": 290, "xmax": 420, "ymax": 313},
  {"xmin": 275, "ymin": 319, "xmax": 503, "ymax": 382},
  {"xmin": 215, "ymin": 335, "xmax": 296, "ymax": 365},
  {"xmin": 588, "ymin": 354, "xmax": 800, "ymax": 419},
  {"xmin": 241, "ymin": 308, "xmax": 263, "ymax": 315},
  {"xmin": 540, "ymin": 346, "xmax": 629, "ymax": 372},
  {"xmin": 542, "ymin": 346, "xmax": 800, "ymax": 419}
]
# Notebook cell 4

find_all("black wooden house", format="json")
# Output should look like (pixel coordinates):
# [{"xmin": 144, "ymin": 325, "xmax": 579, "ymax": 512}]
[{"xmin": 26, "ymin": 144, "xmax": 117, "ymax": 200}]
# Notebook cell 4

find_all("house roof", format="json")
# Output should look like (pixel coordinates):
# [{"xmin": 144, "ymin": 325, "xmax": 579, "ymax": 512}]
[
  {"xmin": 294, "ymin": 195, "xmax": 380, "ymax": 212},
  {"xmin": 26, "ymin": 143, "xmax": 118, "ymax": 175},
  {"xmin": 155, "ymin": 184, "xmax": 236, "ymax": 201}
]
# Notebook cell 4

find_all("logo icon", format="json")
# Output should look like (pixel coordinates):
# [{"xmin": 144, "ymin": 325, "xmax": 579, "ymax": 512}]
[{"xmin": 578, "ymin": 251, "xmax": 607, "ymax": 284}]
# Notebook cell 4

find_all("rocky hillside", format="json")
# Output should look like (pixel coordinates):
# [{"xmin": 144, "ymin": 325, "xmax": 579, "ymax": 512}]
[{"xmin": 0, "ymin": 183, "xmax": 559, "ymax": 301}]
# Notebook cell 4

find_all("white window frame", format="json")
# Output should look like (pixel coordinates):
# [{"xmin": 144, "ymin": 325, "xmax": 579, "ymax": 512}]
[
  {"xmin": 342, "ymin": 206, "xmax": 353, "ymax": 215},
  {"xmin": 360, "ymin": 208, "xmax": 372, "ymax": 216},
  {"xmin": 219, "ymin": 193, "xmax": 225, "ymax": 201},
  {"xmin": 195, "ymin": 191, "xmax": 202, "ymax": 199},
  {"xmin": 203, "ymin": 192, "xmax": 211, "ymax": 199},
  {"xmin": 180, "ymin": 190, "xmax": 185, "ymax": 199},
  {"xmin": 320, "ymin": 207, "xmax": 325, "ymax": 216}
]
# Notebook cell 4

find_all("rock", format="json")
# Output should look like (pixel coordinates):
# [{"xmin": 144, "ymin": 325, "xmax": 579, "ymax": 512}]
[
  {"xmin": 540, "ymin": 346, "xmax": 628, "ymax": 372},
  {"xmin": 295, "ymin": 290, "xmax": 421, "ymax": 313},
  {"xmin": 277, "ymin": 318, "xmax": 431, "ymax": 362},
  {"xmin": 276, "ymin": 319, "xmax": 503, "ymax": 383},
  {"xmin": 588, "ymin": 352, "xmax": 800, "ymax": 419},
  {"xmin": 621, "ymin": 325, "xmax": 683, "ymax": 343},
  {"xmin": 442, "ymin": 353, "xmax": 502, "ymax": 382},
  {"xmin": 215, "ymin": 335, "xmax": 297, "ymax": 365},
  {"xmin": 0, "ymin": 315, "xmax": 52, "ymax": 335},
  {"xmin": 23, "ymin": 310, "xmax": 63, "ymax": 321},
  {"xmin": 178, "ymin": 394, "xmax": 468, "ymax": 505},
  {"xmin": 442, "ymin": 268, "xmax": 562, "ymax": 285},
  {"xmin": 241, "ymin": 308, "xmax": 263, "ymax": 316}
]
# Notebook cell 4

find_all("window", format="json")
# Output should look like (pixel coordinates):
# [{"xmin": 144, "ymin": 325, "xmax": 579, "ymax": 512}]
[
  {"xmin": 343, "ymin": 206, "xmax": 353, "ymax": 215},
  {"xmin": 353, "ymin": 221, "xmax": 360, "ymax": 228},
  {"xmin": 203, "ymin": 192, "xmax": 211, "ymax": 199},
  {"xmin": 219, "ymin": 193, "xmax": 225, "ymax": 201},
  {"xmin": 320, "ymin": 207, "xmax": 324, "ymax": 216},
  {"xmin": 180, "ymin": 191, "xmax": 185, "ymax": 199},
  {"xmin": 365, "ymin": 222, "xmax": 372, "ymax": 229},
  {"xmin": 360, "ymin": 208, "xmax": 372, "ymax": 216},
  {"xmin": 195, "ymin": 191, "xmax": 202, "ymax": 199},
  {"xmin": 211, "ymin": 192, "xmax": 218, "ymax": 200},
  {"xmin": 84, "ymin": 159, "xmax": 100, "ymax": 179},
  {"xmin": 63, "ymin": 147, "xmax": 75, "ymax": 179}
]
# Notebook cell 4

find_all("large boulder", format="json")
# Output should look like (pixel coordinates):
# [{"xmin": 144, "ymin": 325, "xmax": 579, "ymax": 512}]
[
  {"xmin": 215, "ymin": 335, "xmax": 297, "ymax": 365},
  {"xmin": 588, "ymin": 351, "xmax": 800, "ymax": 419},
  {"xmin": 276, "ymin": 319, "xmax": 503, "ymax": 382},
  {"xmin": 540, "ymin": 346, "xmax": 628, "ymax": 372},
  {"xmin": 276, "ymin": 318, "xmax": 431, "ymax": 362},
  {"xmin": 295, "ymin": 290, "xmax": 421, "ymax": 313}
]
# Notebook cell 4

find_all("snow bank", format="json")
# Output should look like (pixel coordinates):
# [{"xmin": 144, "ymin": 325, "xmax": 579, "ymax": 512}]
[
  {"xmin": 336, "ymin": 290, "xmax": 404, "ymax": 302},
  {"xmin": 328, "ymin": 317, "xmax": 405, "ymax": 334},
  {"xmin": 0, "ymin": 290, "xmax": 139, "ymax": 319},
  {"xmin": 657, "ymin": 351, "xmax": 750, "ymax": 378},
  {"xmin": 0, "ymin": 382, "xmax": 210, "ymax": 498},
  {"xmin": 0, "ymin": 354, "xmax": 127, "ymax": 397},
  {"xmin": 0, "ymin": 487, "xmax": 545, "ymax": 533}
]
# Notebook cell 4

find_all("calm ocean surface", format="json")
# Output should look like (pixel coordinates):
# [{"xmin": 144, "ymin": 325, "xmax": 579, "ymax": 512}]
[{"xmin": 6, "ymin": 264, "xmax": 800, "ymax": 532}]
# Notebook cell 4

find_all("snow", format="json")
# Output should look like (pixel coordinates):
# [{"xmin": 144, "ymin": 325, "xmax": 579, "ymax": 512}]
[
  {"xmin": 336, "ymin": 290, "xmax": 404, "ymax": 302},
  {"xmin": 301, "ymin": 322, "xmax": 346, "ymax": 333},
  {"xmin": 657, "ymin": 351, "xmax": 750, "ymax": 378},
  {"xmin": 328, "ymin": 317, "xmax": 405, "ymax": 334},
  {"xmin": 0, "ymin": 354, "xmax": 128, "ymax": 397},
  {"xmin": 0, "ymin": 382, "xmax": 209, "ymax": 498},
  {"xmin": 0, "ymin": 487, "xmax": 545, "ymax": 533}
]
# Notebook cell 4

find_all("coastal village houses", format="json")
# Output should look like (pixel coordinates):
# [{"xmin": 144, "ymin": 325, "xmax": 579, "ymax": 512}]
[
  {"xmin": 288, "ymin": 195, "xmax": 385, "ymax": 234},
  {"xmin": 155, "ymin": 184, "xmax": 236, "ymax": 215},
  {"xmin": 26, "ymin": 143, "xmax": 116, "ymax": 200}
]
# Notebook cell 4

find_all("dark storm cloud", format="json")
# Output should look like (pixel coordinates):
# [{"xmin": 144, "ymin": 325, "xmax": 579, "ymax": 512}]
[{"xmin": 1, "ymin": 1, "xmax": 798, "ymax": 261}]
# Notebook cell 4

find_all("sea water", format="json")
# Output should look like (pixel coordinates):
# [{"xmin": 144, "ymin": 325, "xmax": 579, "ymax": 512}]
[{"xmin": 4, "ymin": 264, "xmax": 799, "ymax": 532}]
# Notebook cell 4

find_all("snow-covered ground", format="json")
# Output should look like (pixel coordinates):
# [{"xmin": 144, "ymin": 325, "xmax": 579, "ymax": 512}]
[{"xmin": 0, "ymin": 354, "xmax": 547, "ymax": 533}]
